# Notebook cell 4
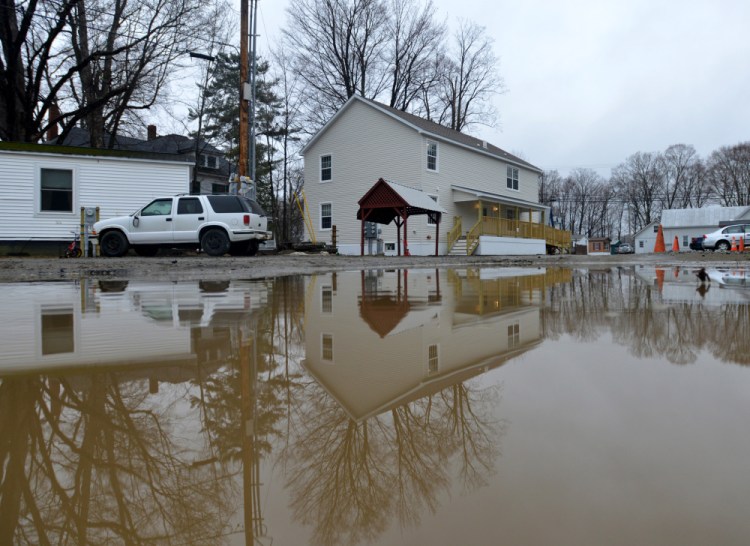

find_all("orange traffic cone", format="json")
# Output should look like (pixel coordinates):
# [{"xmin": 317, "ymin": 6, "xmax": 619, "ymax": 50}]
[
  {"xmin": 654, "ymin": 225, "xmax": 666, "ymax": 253},
  {"xmin": 673, "ymin": 235, "xmax": 680, "ymax": 252},
  {"xmin": 731, "ymin": 237, "xmax": 737, "ymax": 252},
  {"xmin": 740, "ymin": 237, "xmax": 745, "ymax": 252},
  {"xmin": 655, "ymin": 268, "xmax": 665, "ymax": 291}
]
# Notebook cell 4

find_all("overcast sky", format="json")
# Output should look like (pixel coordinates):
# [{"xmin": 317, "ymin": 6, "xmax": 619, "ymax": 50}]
[{"xmin": 246, "ymin": 0, "xmax": 750, "ymax": 177}]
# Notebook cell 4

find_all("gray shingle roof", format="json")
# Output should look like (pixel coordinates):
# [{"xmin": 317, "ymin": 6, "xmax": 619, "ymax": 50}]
[{"xmin": 361, "ymin": 98, "xmax": 541, "ymax": 172}]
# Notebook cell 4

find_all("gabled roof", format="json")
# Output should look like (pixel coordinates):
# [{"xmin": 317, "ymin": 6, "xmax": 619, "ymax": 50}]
[
  {"xmin": 357, "ymin": 178, "xmax": 447, "ymax": 224},
  {"xmin": 301, "ymin": 95, "xmax": 541, "ymax": 173}
]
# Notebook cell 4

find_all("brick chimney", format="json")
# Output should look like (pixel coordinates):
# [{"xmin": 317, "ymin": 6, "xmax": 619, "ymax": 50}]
[
  {"xmin": 47, "ymin": 104, "xmax": 60, "ymax": 141},
  {"xmin": 147, "ymin": 124, "xmax": 157, "ymax": 140}
]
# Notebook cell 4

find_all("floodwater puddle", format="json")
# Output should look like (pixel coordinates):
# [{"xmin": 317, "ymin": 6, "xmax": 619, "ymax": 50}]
[{"xmin": 1, "ymin": 265, "xmax": 749, "ymax": 545}]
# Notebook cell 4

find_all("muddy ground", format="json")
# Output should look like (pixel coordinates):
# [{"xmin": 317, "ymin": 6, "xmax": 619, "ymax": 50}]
[{"xmin": 1, "ymin": 250, "xmax": 749, "ymax": 282}]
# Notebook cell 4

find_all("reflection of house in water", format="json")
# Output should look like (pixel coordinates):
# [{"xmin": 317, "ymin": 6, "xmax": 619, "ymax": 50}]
[
  {"xmin": 304, "ymin": 268, "xmax": 570, "ymax": 421},
  {"xmin": 0, "ymin": 279, "xmax": 270, "ymax": 376}
]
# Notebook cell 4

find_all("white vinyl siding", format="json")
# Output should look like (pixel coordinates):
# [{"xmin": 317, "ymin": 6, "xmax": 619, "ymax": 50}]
[
  {"xmin": 427, "ymin": 195, "xmax": 438, "ymax": 225},
  {"xmin": 0, "ymin": 149, "xmax": 189, "ymax": 241}
]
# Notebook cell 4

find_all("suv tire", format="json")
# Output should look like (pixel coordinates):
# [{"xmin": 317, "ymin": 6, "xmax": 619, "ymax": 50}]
[
  {"xmin": 100, "ymin": 231, "xmax": 129, "ymax": 257},
  {"xmin": 201, "ymin": 228, "xmax": 230, "ymax": 256}
]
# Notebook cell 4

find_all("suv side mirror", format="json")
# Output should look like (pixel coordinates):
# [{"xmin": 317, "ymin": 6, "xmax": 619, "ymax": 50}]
[{"xmin": 133, "ymin": 216, "xmax": 140, "ymax": 227}]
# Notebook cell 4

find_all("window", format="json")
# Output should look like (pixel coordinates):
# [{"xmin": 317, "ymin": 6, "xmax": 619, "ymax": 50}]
[
  {"xmin": 199, "ymin": 154, "xmax": 218, "ymax": 169},
  {"xmin": 40, "ymin": 168, "xmax": 73, "ymax": 212},
  {"xmin": 207, "ymin": 195, "xmax": 244, "ymax": 213},
  {"xmin": 427, "ymin": 141, "xmax": 438, "ymax": 171},
  {"xmin": 177, "ymin": 197, "xmax": 203, "ymax": 215},
  {"xmin": 321, "ymin": 286, "xmax": 332, "ymax": 313},
  {"xmin": 211, "ymin": 183, "xmax": 228, "ymax": 194},
  {"xmin": 321, "ymin": 203, "xmax": 332, "ymax": 230},
  {"xmin": 639, "ymin": 240, "xmax": 644, "ymax": 248},
  {"xmin": 683, "ymin": 235, "xmax": 688, "ymax": 246},
  {"xmin": 41, "ymin": 309, "xmax": 74, "ymax": 355},
  {"xmin": 427, "ymin": 195, "xmax": 438, "ymax": 225},
  {"xmin": 653, "ymin": 225, "xmax": 659, "ymax": 233},
  {"xmin": 506, "ymin": 208, "xmax": 516, "ymax": 220},
  {"xmin": 322, "ymin": 334, "xmax": 334, "ymax": 361},
  {"xmin": 321, "ymin": 154, "xmax": 332, "ymax": 181},
  {"xmin": 508, "ymin": 323, "xmax": 520, "ymax": 349},
  {"xmin": 506, "ymin": 166, "xmax": 519, "ymax": 191},
  {"xmin": 428, "ymin": 344, "xmax": 439, "ymax": 374},
  {"xmin": 141, "ymin": 198, "xmax": 173, "ymax": 216}
]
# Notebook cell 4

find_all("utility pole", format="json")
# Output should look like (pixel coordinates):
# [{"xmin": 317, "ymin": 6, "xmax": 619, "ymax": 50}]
[
  {"xmin": 249, "ymin": 0, "xmax": 259, "ymax": 200},
  {"xmin": 238, "ymin": 0, "xmax": 249, "ymax": 180}
]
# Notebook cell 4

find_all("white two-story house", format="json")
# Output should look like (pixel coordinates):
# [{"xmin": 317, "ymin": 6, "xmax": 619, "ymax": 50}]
[{"xmin": 300, "ymin": 95, "xmax": 570, "ymax": 256}]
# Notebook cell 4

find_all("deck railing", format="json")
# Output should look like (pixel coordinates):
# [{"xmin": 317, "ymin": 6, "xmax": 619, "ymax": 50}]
[
  {"xmin": 463, "ymin": 216, "xmax": 571, "ymax": 255},
  {"xmin": 466, "ymin": 220, "xmax": 482, "ymax": 255},
  {"xmin": 447, "ymin": 216, "xmax": 462, "ymax": 253}
]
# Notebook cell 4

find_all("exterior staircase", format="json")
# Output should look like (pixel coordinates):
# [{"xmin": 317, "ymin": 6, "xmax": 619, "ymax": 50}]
[{"xmin": 449, "ymin": 237, "xmax": 468, "ymax": 256}]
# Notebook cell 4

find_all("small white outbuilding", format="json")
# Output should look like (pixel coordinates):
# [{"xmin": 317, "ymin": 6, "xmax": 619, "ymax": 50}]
[{"xmin": 0, "ymin": 142, "xmax": 190, "ymax": 253}]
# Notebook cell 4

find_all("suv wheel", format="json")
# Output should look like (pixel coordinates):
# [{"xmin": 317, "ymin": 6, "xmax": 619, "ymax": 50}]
[
  {"xmin": 201, "ymin": 228, "xmax": 230, "ymax": 256},
  {"xmin": 100, "ymin": 231, "xmax": 129, "ymax": 257}
]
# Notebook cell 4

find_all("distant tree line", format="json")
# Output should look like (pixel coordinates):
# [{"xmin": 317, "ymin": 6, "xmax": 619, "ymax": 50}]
[{"xmin": 539, "ymin": 142, "xmax": 750, "ymax": 240}]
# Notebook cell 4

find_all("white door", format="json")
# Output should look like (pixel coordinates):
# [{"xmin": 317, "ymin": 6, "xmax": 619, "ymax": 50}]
[
  {"xmin": 173, "ymin": 197, "xmax": 205, "ymax": 242},
  {"xmin": 129, "ymin": 198, "xmax": 175, "ymax": 244}
]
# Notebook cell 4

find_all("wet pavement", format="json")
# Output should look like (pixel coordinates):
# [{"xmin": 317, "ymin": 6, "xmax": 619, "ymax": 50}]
[{"xmin": 1, "ymin": 264, "xmax": 749, "ymax": 545}]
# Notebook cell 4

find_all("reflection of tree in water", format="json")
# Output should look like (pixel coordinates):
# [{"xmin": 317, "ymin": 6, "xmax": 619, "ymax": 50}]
[
  {"xmin": 283, "ymin": 378, "xmax": 501, "ymax": 546},
  {"xmin": 0, "ymin": 373, "xmax": 232, "ymax": 545},
  {"xmin": 543, "ymin": 268, "xmax": 750, "ymax": 366}
]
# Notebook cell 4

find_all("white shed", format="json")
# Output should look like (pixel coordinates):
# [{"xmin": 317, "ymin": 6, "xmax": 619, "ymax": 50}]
[
  {"xmin": 633, "ymin": 206, "xmax": 750, "ymax": 254},
  {"xmin": 0, "ymin": 143, "xmax": 190, "ymax": 253}
]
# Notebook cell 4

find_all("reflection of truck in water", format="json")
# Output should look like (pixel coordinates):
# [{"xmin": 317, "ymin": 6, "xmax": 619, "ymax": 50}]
[
  {"xmin": 98, "ymin": 279, "xmax": 270, "ymax": 328},
  {"xmin": 705, "ymin": 268, "xmax": 750, "ymax": 289}
]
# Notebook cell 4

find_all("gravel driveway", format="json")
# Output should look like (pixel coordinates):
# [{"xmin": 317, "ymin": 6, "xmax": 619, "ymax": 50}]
[{"xmin": 2, "ymin": 251, "xmax": 749, "ymax": 282}]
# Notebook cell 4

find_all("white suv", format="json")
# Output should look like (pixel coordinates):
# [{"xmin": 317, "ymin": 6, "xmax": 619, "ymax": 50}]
[{"xmin": 93, "ymin": 195, "xmax": 271, "ymax": 257}]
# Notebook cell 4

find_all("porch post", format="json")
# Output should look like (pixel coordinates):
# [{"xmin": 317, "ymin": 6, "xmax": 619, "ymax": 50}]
[
  {"xmin": 434, "ymin": 214, "xmax": 440, "ymax": 256},
  {"xmin": 403, "ymin": 208, "xmax": 409, "ymax": 255},
  {"xmin": 360, "ymin": 208, "xmax": 365, "ymax": 256}
]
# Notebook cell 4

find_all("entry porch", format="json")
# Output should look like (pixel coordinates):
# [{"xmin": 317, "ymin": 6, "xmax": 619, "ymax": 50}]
[{"xmin": 448, "ymin": 185, "xmax": 571, "ymax": 255}]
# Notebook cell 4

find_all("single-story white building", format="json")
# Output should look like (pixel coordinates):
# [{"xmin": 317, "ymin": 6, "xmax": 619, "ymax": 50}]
[
  {"xmin": 0, "ymin": 142, "xmax": 190, "ymax": 255},
  {"xmin": 634, "ymin": 206, "xmax": 750, "ymax": 253}
]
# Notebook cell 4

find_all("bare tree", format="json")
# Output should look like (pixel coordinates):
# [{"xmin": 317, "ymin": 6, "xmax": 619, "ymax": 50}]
[
  {"xmin": 661, "ymin": 144, "xmax": 707, "ymax": 209},
  {"xmin": 428, "ymin": 20, "xmax": 505, "ymax": 131},
  {"xmin": 272, "ymin": 47, "xmax": 305, "ymax": 245},
  {"xmin": 0, "ymin": 0, "xmax": 78, "ymax": 142},
  {"xmin": 0, "ymin": 0, "xmax": 228, "ymax": 146},
  {"xmin": 611, "ymin": 151, "xmax": 665, "ymax": 232},
  {"xmin": 385, "ymin": 0, "xmax": 445, "ymax": 111},
  {"xmin": 283, "ymin": 0, "xmax": 390, "ymax": 129},
  {"xmin": 564, "ymin": 168, "xmax": 608, "ymax": 236},
  {"xmin": 706, "ymin": 142, "xmax": 750, "ymax": 206}
]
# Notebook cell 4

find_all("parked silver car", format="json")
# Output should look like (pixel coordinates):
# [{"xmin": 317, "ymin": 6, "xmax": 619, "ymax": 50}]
[{"xmin": 702, "ymin": 224, "xmax": 750, "ymax": 251}]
